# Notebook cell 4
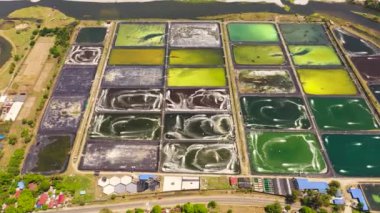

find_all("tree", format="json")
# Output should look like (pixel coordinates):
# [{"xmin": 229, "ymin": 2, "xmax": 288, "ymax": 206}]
[
  {"xmin": 285, "ymin": 205, "xmax": 291, "ymax": 211},
  {"xmin": 125, "ymin": 210, "xmax": 133, "ymax": 213},
  {"xmin": 286, "ymin": 190, "xmax": 299, "ymax": 204},
  {"xmin": 264, "ymin": 202, "xmax": 282, "ymax": 213},
  {"xmin": 299, "ymin": 206, "xmax": 316, "ymax": 213},
  {"xmin": 17, "ymin": 190, "xmax": 35, "ymax": 212},
  {"xmin": 151, "ymin": 205, "xmax": 162, "ymax": 213},
  {"xmin": 193, "ymin": 204, "xmax": 208, "ymax": 213},
  {"xmin": 207, "ymin": 201, "xmax": 217, "ymax": 209},
  {"xmin": 7, "ymin": 134, "xmax": 17, "ymax": 145},
  {"xmin": 183, "ymin": 202, "xmax": 194, "ymax": 213},
  {"xmin": 301, "ymin": 190, "xmax": 331, "ymax": 210},
  {"xmin": 227, "ymin": 210, "xmax": 232, "ymax": 213},
  {"xmin": 327, "ymin": 180, "xmax": 341, "ymax": 196},
  {"xmin": 357, "ymin": 202, "xmax": 364, "ymax": 211},
  {"xmin": 135, "ymin": 209, "xmax": 144, "ymax": 213}
]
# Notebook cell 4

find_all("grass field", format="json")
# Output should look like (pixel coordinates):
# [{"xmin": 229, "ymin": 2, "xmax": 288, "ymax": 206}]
[
  {"xmin": 169, "ymin": 49, "xmax": 224, "ymax": 66},
  {"xmin": 246, "ymin": 131, "xmax": 327, "ymax": 174},
  {"xmin": 228, "ymin": 23, "xmax": 279, "ymax": 42},
  {"xmin": 297, "ymin": 69, "xmax": 357, "ymax": 95},
  {"xmin": 167, "ymin": 68, "xmax": 226, "ymax": 87},
  {"xmin": 233, "ymin": 45, "xmax": 285, "ymax": 65},
  {"xmin": 289, "ymin": 45, "xmax": 342, "ymax": 66},
  {"xmin": 115, "ymin": 23, "xmax": 166, "ymax": 47},
  {"xmin": 108, "ymin": 49, "xmax": 165, "ymax": 65}
]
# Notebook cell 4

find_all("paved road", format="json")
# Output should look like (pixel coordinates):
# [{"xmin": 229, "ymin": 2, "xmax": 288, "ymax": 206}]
[{"xmin": 49, "ymin": 195, "xmax": 295, "ymax": 213}]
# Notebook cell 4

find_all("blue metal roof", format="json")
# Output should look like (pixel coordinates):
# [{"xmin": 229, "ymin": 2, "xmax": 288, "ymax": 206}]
[
  {"xmin": 0, "ymin": 134, "xmax": 5, "ymax": 140},
  {"xmin": 139, "ymin": 174, "xmax": 155, "ymax": 180},
  {"xmin": 333, "ymin": 198, "xmax": 345, "ymax": 205},
  {"xmin": 349, "ymin": 188, "xmax": 369, "ymax": 211},
  {"xmin": 17, "ymin": 181, "xmax": 25, "ymax": 190},
  {"xmin": 295, "ymin": 178, "xmax": 328, "ymax": 194}
]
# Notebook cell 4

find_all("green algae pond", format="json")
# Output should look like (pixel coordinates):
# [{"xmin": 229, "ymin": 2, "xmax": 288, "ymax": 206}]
[
  {"xmin": 237, "ymin": 69, "xmax": 296, "ymax": 94},
  {"xmin": 309, "ymin": 97, "xmax": 379, "ymax": 131},
  {"xmin": 280, "ymin": 24, "xmax": 329, "ymax": 44},
  {"xmin": 323, "ymin": 134, "xmax": 380, "ymax": 177},
  {"xmin": 108, "ymin": 49, "xmax": 165, "ymax": 65},
  {"xmin": 289, "ymin": 45, "xmax": 342, "ymax": 66},
  {"xmin": 246, "ymin": 131, "xmax": 327, "ymax": 174},
  {"xmin": 167, "ymin": 68, "xmax": 226, "ymax": 87},
  {"xmin": 76, "ymin": 27, "xmax": 107, "ymax": 44},
  {"xmin": 169, "ymin": 49, "xmax": 224, "ymax": 66},
  {"xmin": 233, "ymin": 45, "xmax": 285, "ymax": 65},
  {"xmin": 240, "ymin": 96, "xmax": 311, "ymax": 129},
  {"xmin": 297, "ymin": 69, "xmax": 357, "ymax": 95},
  {"xmin": 115, "ymin": 23, "xmax": 166, "ymax": 46},
  {"xmin": 228, "ymin": 23, "xmax": 279, "ymax": 42}
]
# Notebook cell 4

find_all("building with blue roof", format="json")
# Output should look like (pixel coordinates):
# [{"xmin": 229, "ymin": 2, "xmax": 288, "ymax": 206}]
[
  {"xmin": 0, "ymin": 134, "xmax": 5, "ymax": 140},
  {"xmin": 349, "ymin": 188, "xmax": 369, "ymax": 211},
  {"xmin": 17, "ymin": 181, "xmax": 25, "ymax": 190},
  {"xmin": 139, "ymin": 174, "xmax": 156, "ymax": 181},
  {"xmin": 333, "ymin": 198, "xmax": 345, "ymax": 205},
  {"xmin": 294, "ymin": 178, "xmax": 328, "ymax": 194}
]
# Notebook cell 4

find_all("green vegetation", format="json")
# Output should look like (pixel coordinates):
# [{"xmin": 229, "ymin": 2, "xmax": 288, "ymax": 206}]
[
  {"xmin": 364, "ymin": 0, "xmax": 380, "ymax": 11},
  {"xmin": 301, "ymin": 190, "xmax": 331, "ymax": 210},
  {"xmin": 151, "ymin": 205, "xmax": 162, "ymax": 213},
  {"xmin": 265, "ymin": 202, "xmax": 282, "ymax": 213},
  {"xmin": 7, "ymin": 149, "xmax": 25, "ymax": 176}
]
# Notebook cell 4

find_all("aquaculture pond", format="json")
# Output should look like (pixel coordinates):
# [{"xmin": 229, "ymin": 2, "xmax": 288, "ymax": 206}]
[
  {"xmin": 96, "ymin": 89, "xmax": 163, "ymax": 112},
  {"xmin": 76, "ymin": 27, "xmax": 107, "ymax": 44},
  {"xmin": 246, "ymin": 131, "xmax": 327, "ymax": 174},
  {"xmin": 369, "ymin": 85, "xmax": 380, "ymax": 103},
  {"xmin": 297, "ymin": 69, "xmax": 357, "ymax": 95},
  {"xmin": 65, "ymin": 46, "xmax": 102, "ymax": 65},
  {"xmin": 233, "ymin": 45, "xmax": 285, "ymax": 65},
  {"xmin": 54, "ymin": 66, "xmax": 97, "ymax": 96},
  {"xmin": 108, "ymin": 49, "xmax": 165, "ymax": 65},
  {"xmin": 169, "ymin": 49, "xmax": 224, "ymax": 66},
  {"xmin": 80, "ymin": 140, "xmax": 159, "ymax": 172},
  {"xmin": 115, "ymin": 23, "xmax": 166, "ymax": 47},
  {"xmin": 351, "ymin": 56, "xmax": 380, "ymax": 81},
  {"xmin": 279, "ymin": 24, "xmax": 329, "ymax": 44},
  {"xmin": 240, "ymin": 96, "xmax": 311, "ymax": 129},
  {"xmin": 309, "ymin": 97, "xmax": 379, "ymax": 131},
  {"xmin": 102, "ymin": 66, "xmax": 163, "ymax": 88},
  {"xmin": 289, "ymin": 45, "xmax": 341, "ymax": 66},
  {"xmin": 361, "ymin": 184, "xmax": 380, "ymax": 211},
  {"xmin": 236, "ymin": 69, "xmax": 296, "ymax": 94},
  {"xmin": 165, "ymin": 89, "xmax": 230, "ymax": 111},
  {"xmin": 323, "ymin": 134, "xmax": 380, "ymax": 177},
  {"xmin": 164, "ymin": 114, "xmax": 233, "ymax": 141},
  {"xmin": 161, "ymin": 142, "xmax": 239, "ymax": 174},
  {"xmin": 29, "ymin": 135, "xmax": 72, "ymax": 173},
  {"xmin": 0, "ymin": 36, "xmax": 12, "ymax": 69},
  {"xmin": 39, "ymin": 97, "xmax": 83, "ymax": 133},
  {"xmin": 169, "ymin": 23, "xmax": 221, "ymax": 47},
  {"xmin": 22, "ymin": 135, "xmax": 73, "ymax": 174},
  {"xmin": 227, "ymin": 23, "xmax": 279, "ymax": 42},
  {"xmin": 334, "ymin": 29, "xmax": 378, "ymax": 56},
  {"xmin": 90, "ymin": 113, "xmax": 161, "ymax": 140},
  {"xmin": 167, "ymin": 68, "xmax": 226, "ymax": 87}
]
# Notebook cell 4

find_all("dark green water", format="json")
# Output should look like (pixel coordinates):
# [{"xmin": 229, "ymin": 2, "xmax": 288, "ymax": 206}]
[
  {"xmin": 76, "ymin": 27, "xmax": 107, "ymax": 44},
  {"xmin": 279, "ymin": 23, "xmax": 329, "ymax": 44},
  {"xmin": 309, "ymin": 97, "xmax": 379, "ymax": 131},
  {"xmin": 0, "ymin": 36, "xmax": 12, "ymax": 69},
  {"xmin": 32, "ymin": 135, "xmax": 72, "ymax": 173},
  {"xmin": 240, "ymin": 96, "xmax": 311, "ymax": 129},
  {"xmin": 323, "ymin": 134, "xmax": 380, "ymax": 177}
]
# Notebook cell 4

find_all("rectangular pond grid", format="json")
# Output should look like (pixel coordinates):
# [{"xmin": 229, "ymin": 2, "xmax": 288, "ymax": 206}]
[
  {"xmin": 79, "ymin": 21, "xmax": 241, "ymax": 174},
  {"xmin": 277, "ymin": 22, "xmax": 380, "ymax": 177},
  {"xmin": 23, "ymin": 29, "xmax": 105, "ymax": 175}
]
